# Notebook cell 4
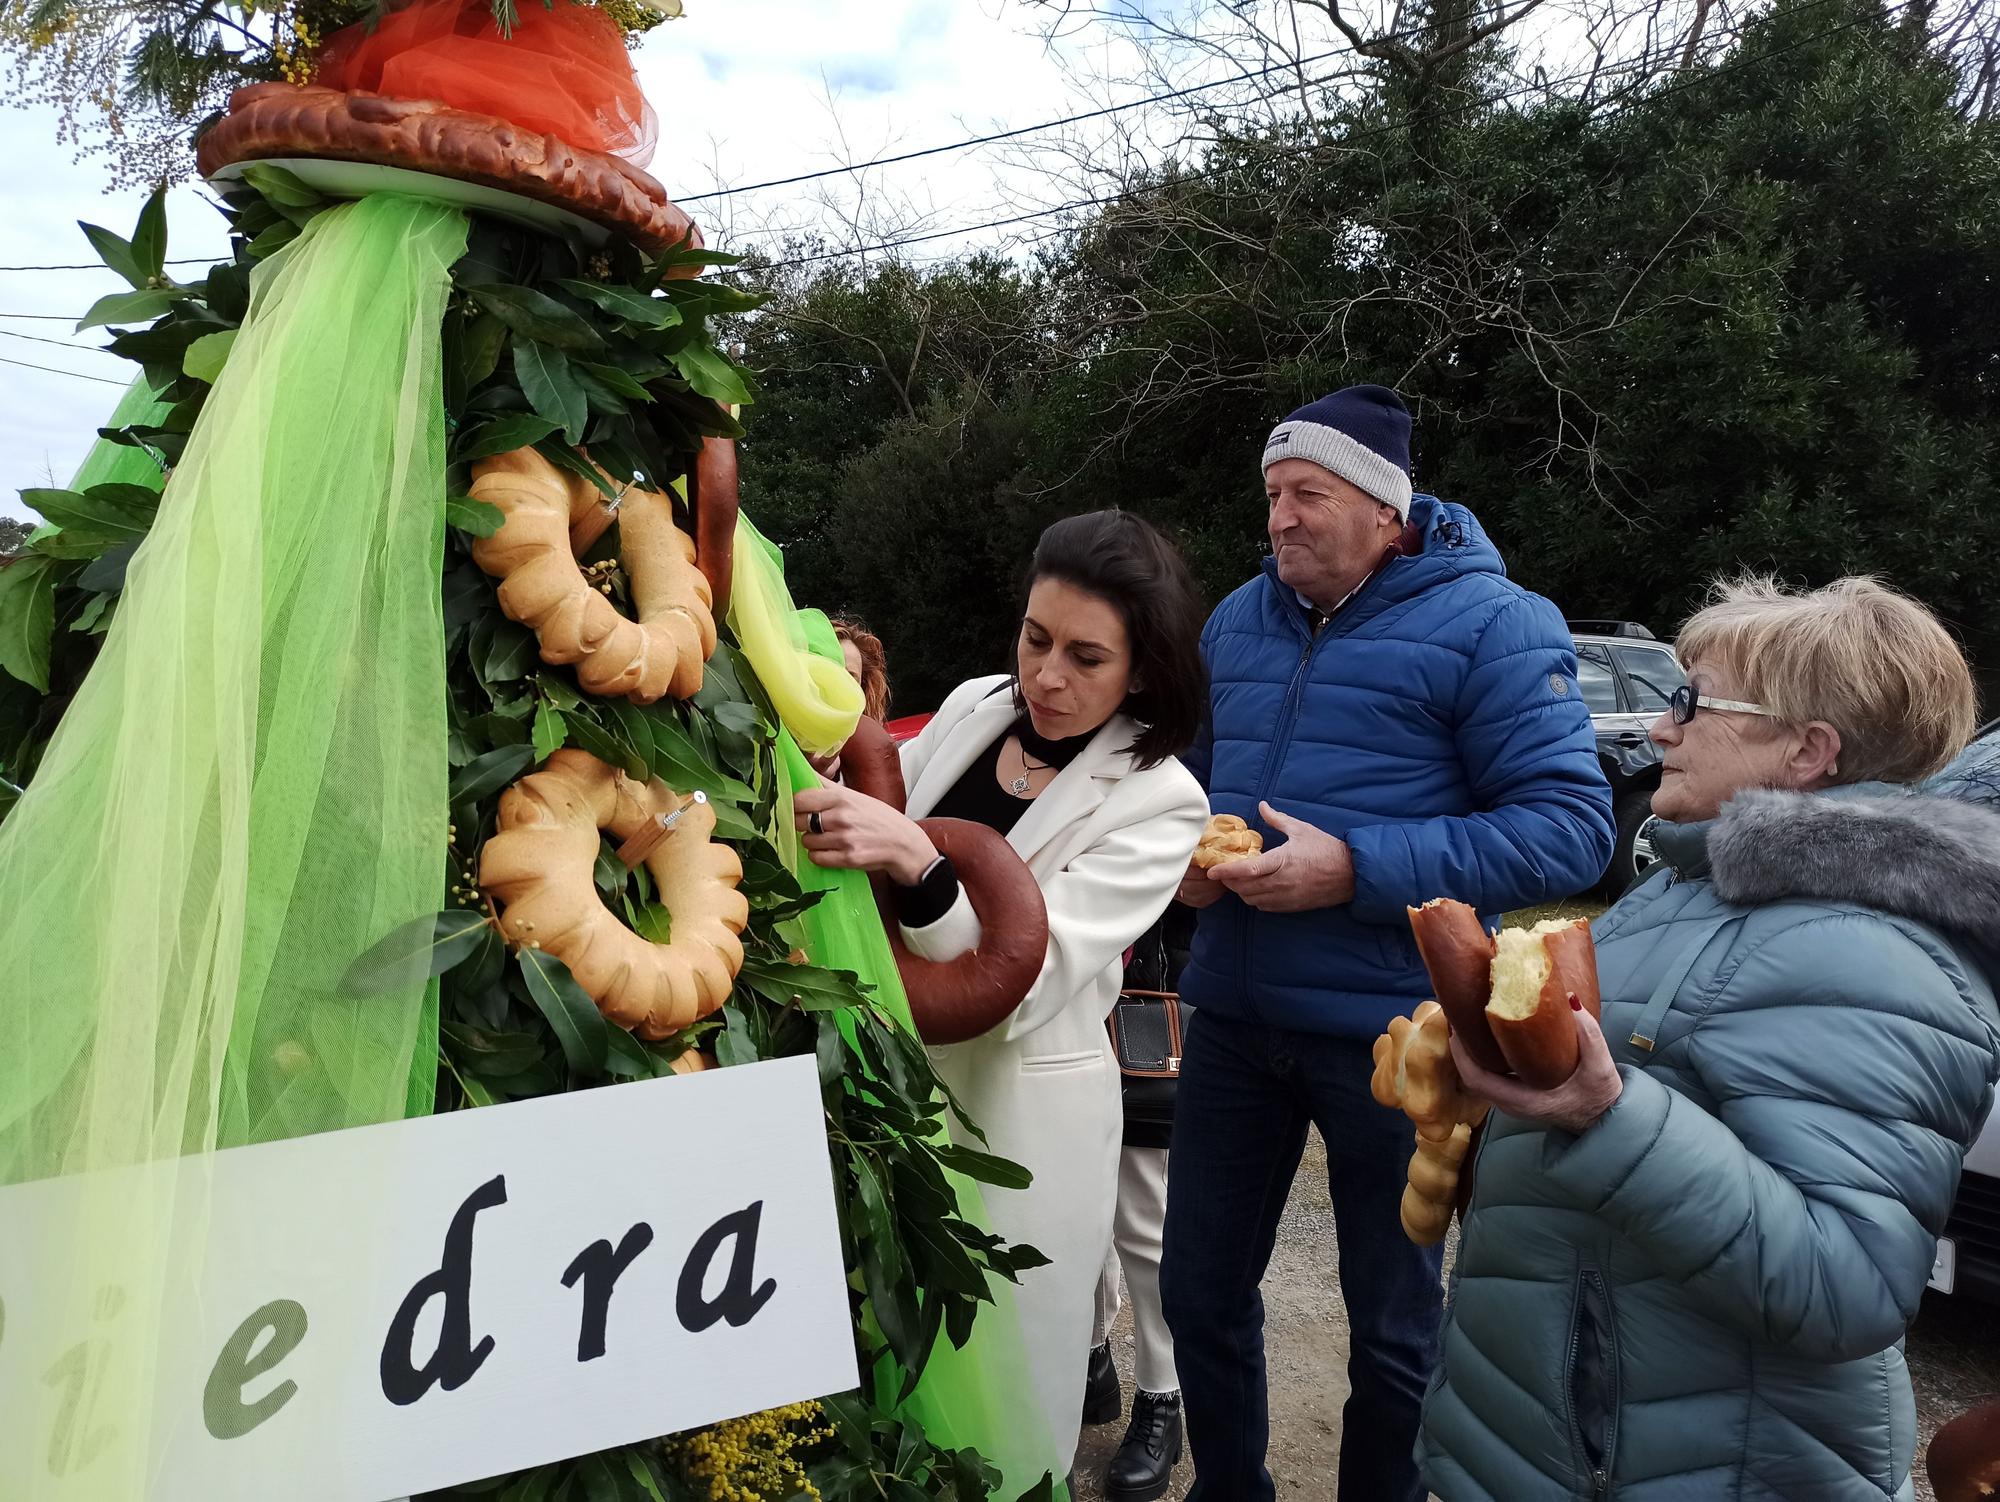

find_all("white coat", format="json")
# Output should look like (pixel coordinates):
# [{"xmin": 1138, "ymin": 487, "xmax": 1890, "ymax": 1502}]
[{"xmin": 897, "ymin": 675, "xmax": 1207, "ymax": 1475}]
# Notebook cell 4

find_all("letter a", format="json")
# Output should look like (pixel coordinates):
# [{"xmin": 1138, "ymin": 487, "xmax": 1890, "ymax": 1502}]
[{"xmin": 676, "ymin": 1200, "xmax": 777, "ymax": 1333}]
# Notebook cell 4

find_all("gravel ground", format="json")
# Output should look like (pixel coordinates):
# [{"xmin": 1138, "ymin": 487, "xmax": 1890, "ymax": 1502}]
[{"xmin": 1072, "ymin": 1132, "xmax": 2000, "ymax": 1501}]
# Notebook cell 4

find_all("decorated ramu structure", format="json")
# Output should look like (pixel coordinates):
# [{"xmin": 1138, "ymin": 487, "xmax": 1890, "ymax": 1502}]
[{"xmin": 0, "ymin": 2, "xmax": 1064, "ymax": 1497}]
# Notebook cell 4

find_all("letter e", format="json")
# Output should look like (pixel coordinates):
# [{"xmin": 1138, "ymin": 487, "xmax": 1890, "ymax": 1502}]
[{"xmin": 204, "ymin": 1299, "xmax": 309, "ymax": 1440}]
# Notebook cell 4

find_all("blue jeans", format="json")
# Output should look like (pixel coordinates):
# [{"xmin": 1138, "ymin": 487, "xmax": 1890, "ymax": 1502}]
[{"xmin": 1161, "ymin": 1010, "xmax": 1443, "ymax": 1502}]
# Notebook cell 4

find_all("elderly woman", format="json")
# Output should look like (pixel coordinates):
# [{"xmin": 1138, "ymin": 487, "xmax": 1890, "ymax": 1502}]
[{"xmin": 1419, "ymin": 576, "xmax": 2000, "ymax": 1502}]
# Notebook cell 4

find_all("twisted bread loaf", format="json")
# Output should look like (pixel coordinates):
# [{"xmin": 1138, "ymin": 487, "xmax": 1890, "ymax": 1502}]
[{"xmin": 1192, "ymin": 813, "xmax": 1262, "ymax": 869}]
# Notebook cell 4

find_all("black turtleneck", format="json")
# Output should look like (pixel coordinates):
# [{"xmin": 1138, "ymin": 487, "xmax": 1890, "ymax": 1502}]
[{"xmin": 896, "ymin": 715, "xmax": 1095, "ymax": 928}]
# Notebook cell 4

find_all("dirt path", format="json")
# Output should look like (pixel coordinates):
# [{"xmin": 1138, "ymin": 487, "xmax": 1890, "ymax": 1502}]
[{"xmin": 1072, "ymin": 1132, "xmax": 2000, "ymax": 1501}]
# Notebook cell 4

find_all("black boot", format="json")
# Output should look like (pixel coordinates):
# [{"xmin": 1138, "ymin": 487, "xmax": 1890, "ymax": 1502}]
[
  {"xmin": 1083, "ymin": 1340, "xmax": 1121, "ymax": 1424},
  {"xmin": 1104, "ymin": 1389, "xmax": 1182, "ymax": 1502}
]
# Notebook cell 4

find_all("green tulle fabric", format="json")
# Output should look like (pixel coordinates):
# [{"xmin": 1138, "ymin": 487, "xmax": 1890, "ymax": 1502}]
[
  {"xmin": 0, "ymin": 193, "xmax": 466, "ymax": 1494},
  {"xmin": 732, "ymin": 523, "xmax": 1065, "ymax": 1499}
]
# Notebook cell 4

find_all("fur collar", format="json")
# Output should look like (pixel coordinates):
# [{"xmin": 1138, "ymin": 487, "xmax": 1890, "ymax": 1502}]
[{"xmin": 1706, "ymin": 783, "xmax": 2000, "ymax": 941}]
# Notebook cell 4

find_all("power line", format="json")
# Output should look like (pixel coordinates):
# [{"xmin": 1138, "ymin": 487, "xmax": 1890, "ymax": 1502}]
[
  {"xmin": 747, "ymin": 0, "xmax": 1906, "ymax": 273},
  {"xmin": 0, "ymin": 312, "xmax": 83, "ymax": 321},
  {"xmin": 0, "ymin": 257, "xmax": 217, "ymax": 272},
  {"xmin": 0, "ymin": 328, "xmax": 120, "ymax": 356},
  {"xmin": 0, "ymin": 353, "xmax": 127, "ymax": 387},
  {"xmin": 677, "ymin": 45, "xmax": 1362, "ymax": 205}
]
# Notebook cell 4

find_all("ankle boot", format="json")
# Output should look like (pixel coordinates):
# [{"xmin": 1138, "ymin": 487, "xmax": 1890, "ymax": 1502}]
[
  {"xmin": 1104, "ymin": 1389, "xmax": 1183, "ymax": 1502},
  {"xmin": 1082, "ymin": 1340, "xmax": 1121, "ymax": 1424}
]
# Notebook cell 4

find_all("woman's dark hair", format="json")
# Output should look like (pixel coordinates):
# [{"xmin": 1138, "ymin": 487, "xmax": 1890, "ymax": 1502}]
[{"xmin": 1016, "ymin": 509, "xmax": 1207, "ymax": 769}]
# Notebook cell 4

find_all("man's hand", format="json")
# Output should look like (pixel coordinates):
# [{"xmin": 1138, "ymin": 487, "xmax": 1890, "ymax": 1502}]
[
  {"xmin": 1208, "ymin": 802, "xmax": 1356, "ymax": 912},
  {"xmin": 1177, "ymin": 860, "xmax": 1224, "ymax": 909}
]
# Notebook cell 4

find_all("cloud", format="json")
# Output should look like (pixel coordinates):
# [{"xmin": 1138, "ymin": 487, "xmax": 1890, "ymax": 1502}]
[
  {"xmin": 822, "ymin": 56, "xmax": 906, "ymax": 95},
  {"xmin": 0, "ymin": 0, "xmax": 1131, "ymax": 518}
]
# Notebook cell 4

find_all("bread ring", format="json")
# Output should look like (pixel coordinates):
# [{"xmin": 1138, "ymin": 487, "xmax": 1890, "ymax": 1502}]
[
  {"xmin": 1193, "ymin": 813, "xmax": 1262, "ymax": 869},
  {"xmin": 479, "ymin": 749, "xmax": 748, "ymax": 1039},
  {"xmin": 469, "ymin": 446, "xmax": 716, "ymax": 703}
]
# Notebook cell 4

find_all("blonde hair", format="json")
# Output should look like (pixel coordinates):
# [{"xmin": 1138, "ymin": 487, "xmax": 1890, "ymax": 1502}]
[
  {"xmin": 830, "ymin": 615, "xmax": 891, "ymax": 722},
  {"xmin": 1677, "ymin": 575, "xmax": 1977, "ymax": 785}
]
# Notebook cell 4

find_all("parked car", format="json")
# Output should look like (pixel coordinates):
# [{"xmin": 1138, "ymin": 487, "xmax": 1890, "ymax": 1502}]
[
  {"xmin": 1935, "ymin": 716, "xmax": 2000, "ymax": 1304},
  {"xmin": 1567, "ymin": 620, "xmax": 1688, "ymax": 895},
  {"xmin": 884, "ymin": 713, "xmax": 933, "ymax": 743}
]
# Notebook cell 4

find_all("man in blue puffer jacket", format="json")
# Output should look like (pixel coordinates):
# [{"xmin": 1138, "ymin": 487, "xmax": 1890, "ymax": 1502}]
[{"xmin": 1159, "ymin": 384, "xmax": 1614, "ymax": 1502}]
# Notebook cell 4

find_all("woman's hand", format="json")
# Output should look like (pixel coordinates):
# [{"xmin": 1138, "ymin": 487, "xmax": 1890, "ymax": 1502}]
[
  {"xmin": 793, "ymin": 782, "xmax": 937, "ymax": 886},
  {"xmin": 1450, "ymin": 1005, "xmax": 1624, "ymax": 1134}
]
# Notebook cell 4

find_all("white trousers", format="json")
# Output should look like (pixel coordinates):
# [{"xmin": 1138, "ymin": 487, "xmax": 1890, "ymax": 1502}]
[{"xmin": 1091, "ymin": 1143, "xmax": 1177, "ymax": 1394}]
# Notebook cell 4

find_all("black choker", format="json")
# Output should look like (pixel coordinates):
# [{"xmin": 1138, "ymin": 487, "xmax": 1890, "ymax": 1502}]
[{"xmin": 1016, "ymin": 717, "xmax": 1093, "ymax": 770}]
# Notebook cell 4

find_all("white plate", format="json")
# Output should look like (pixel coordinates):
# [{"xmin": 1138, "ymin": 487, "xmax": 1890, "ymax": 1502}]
[
  {"xmin": 1929, "ymin": 1235, "xmax": 1957, "ymax": 1295},
  {"xmin": 205, "ymin": 157, "xmax": 613, "ymax": 246}
]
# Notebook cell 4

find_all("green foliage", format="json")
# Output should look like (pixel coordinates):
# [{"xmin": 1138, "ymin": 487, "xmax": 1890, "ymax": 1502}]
[
  {"xmin": 2, "ymin": 176, "xmax": 1046, "ymax": 1499},
  {"xmin": 735, "ymin": 0, "xmax": 2000, "ymax": 709}
]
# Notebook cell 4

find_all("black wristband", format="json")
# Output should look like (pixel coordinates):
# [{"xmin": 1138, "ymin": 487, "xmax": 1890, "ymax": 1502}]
[{"xmin": 893, "ymin": 854, "xmax": 961, "ymax": 930}]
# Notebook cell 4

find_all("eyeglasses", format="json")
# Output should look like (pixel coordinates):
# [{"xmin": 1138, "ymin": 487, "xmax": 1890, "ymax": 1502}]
[{"xmin": 1668, "ymin": 684, "xmax": 1776, "ymax": 725}]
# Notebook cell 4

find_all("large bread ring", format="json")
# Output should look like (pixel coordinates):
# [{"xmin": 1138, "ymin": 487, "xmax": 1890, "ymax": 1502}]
[
  {"xmin": 835, "ymin": 718, "xmax": 1049, "ymax": 1044},
  {"xmin": 480, "ymin": 749, "xmax": 748, "ymax": 1038},
  {"xmin": 470, "ymin": 445, "xmax": 716, "ymax": 702},
  {"xmin": 196, "ymin": 84, "xmax": 704, "ymax": 254}
]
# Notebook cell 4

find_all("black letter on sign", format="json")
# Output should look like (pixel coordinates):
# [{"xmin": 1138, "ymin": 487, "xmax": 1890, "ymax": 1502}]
[
  {"xmin": 676, "ymin": 1201, "xmax": 778, "ymax": 1333},
  {"xmin": 561, "ymin": 1222, "xmax": 655, "ymax": 1363},
  {"xmin": 204, "ymin": 1298, "xmax": 309, "ymax": 1439},
  {"xmin": 379, "ymin": 1173, "xmax": 507, "ymax": 1407}
]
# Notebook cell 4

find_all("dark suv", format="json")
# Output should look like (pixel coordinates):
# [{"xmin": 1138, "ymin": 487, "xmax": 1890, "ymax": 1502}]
[{"xmin": 1567, "ymin": 621, "xmax": 1688, "ymax": 895}]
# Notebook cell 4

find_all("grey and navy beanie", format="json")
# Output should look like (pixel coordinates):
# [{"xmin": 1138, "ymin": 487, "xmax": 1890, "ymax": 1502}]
[{"xmin": 1261, "ymin": 384, "xmax": 1414, "ymax": 520}]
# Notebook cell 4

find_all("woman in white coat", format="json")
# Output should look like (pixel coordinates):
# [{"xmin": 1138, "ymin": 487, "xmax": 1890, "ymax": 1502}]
[{"xmin": 794, "ymin": 510, "xmax": 1211, "ymax": 1482}]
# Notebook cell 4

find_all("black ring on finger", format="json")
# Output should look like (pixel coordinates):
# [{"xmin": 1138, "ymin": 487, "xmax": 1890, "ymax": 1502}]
[{"xmin": 808, "ymin": 811, "xmax": 824, "ymax": 836}]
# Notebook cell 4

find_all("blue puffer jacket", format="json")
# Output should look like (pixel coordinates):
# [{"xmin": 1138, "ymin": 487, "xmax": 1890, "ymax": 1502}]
[
  {"xmin": 1181, "ymin": 495, "xmax": 1615, "ymax": 1038},
  {"xmin": 1418, "ymin": 781, "xmax": 2000, "ymax": 1501}
]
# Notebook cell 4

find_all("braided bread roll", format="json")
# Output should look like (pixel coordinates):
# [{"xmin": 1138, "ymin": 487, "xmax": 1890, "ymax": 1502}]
[
  {"xmin": 1401, "ymin": 1123, "xmax": 1475, "ymax": 1245},
  {"xmin": 480, "ymin": 749, "xmax": 747, "ymax": 1039},
  {"xmin": 470, "ymin": 447, "xmax": 716, "ymax": 703}
]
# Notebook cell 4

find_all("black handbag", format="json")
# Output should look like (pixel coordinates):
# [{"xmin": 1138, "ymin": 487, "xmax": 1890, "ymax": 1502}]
[{"xmin": 1107, "ymin": 988, "xmax": 1191, "ymax": 1144}]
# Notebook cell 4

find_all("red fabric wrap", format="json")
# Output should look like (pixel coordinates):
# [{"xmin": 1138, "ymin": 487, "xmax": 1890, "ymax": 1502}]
[{"xmin": 315, "ymin": 0, "xmax": 657, "ymax": 166}]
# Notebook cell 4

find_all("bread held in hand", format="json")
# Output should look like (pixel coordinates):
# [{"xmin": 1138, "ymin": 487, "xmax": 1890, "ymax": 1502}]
[
  {"xmin": 1486, "ymin": 918, "xmax": 1601, "ymax": 1087},
  {"xmin": 1193, "ymin": 813, "xmax": 1263, "ymax": 869}
]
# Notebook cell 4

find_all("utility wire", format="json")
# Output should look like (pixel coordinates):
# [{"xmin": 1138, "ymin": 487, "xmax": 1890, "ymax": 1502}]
[{"xmin": 0, "ymin": 353, "xmax": 127, "ymax": 387}]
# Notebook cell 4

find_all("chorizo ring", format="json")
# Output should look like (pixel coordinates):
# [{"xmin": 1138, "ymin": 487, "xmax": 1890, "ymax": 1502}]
[
  {"xmin": 689, "ymin": 432, "xmax": 738, "ymax": 621},
  {"xmin": 833, "ymin": 717, "xmax": 1049, "ymax": 1044}
]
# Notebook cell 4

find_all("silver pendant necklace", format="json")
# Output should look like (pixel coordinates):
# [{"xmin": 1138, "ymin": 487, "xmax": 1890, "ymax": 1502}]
[{"xmin": 1009, "ymin": 739, "xmax": 1051, "ymax": 796}]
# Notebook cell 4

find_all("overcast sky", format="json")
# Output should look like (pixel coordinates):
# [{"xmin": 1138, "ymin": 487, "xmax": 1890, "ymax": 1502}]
[{"xmin": 0, "ymin": 0, "xmax": 1162, "ymax": 520}]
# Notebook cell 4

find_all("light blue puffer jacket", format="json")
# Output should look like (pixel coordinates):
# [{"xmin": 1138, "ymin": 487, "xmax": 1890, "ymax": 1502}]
[{"xmin": 1418, "ymin": 778, "xmax": 2000, "ymax": 1501}]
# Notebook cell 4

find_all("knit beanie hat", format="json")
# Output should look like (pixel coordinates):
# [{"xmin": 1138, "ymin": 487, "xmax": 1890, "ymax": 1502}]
[{"xmin": 1261, "ymin": 384, "xmax": 1414, "ymax": 520}]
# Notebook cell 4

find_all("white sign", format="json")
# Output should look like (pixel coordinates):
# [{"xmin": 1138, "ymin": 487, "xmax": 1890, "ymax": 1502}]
[{"xmin": 0, "ymin": 1057, "xmax": 856, "ymax": 1501}]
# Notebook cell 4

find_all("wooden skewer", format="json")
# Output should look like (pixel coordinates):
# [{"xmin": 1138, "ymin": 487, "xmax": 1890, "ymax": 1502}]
[{"xmin": 615, "ymin": 790, "xmax": 705, "ymax": 869}]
